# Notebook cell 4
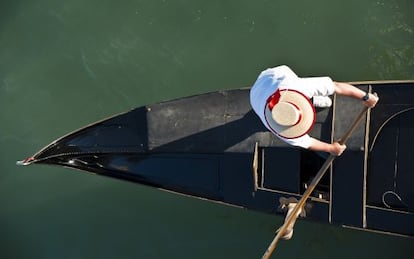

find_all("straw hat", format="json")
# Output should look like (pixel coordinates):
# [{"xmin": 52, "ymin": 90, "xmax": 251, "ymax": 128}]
[{"xmin": 265, "ymin": 89, "xmax": 316, "ymax": 139}]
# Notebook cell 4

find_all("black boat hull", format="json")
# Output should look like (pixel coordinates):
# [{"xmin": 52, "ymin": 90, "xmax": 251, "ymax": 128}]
[{"xmin": 19, "ymin": 81, "xmax": 414, "ymax": 237}]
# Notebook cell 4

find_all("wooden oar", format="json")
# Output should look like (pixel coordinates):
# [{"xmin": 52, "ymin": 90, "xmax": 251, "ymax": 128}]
[{"xmin": 262, "ymin": 103, "xmax": 372, "ymax": 259}]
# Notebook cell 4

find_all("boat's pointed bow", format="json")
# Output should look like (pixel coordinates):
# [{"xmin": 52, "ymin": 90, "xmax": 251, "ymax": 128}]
[{"xmin": 16, "ymin": 157, "xmax": 36, "ymax": 166}]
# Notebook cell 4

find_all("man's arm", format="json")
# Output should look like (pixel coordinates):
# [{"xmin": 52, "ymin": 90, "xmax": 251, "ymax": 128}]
[
  {"xmin": 334, "ymin": 82, "xmax": 379, "ymax": 108},
  {"xmin": 308, "ymin": 137, "xmax": 346, "ymax": 156}
]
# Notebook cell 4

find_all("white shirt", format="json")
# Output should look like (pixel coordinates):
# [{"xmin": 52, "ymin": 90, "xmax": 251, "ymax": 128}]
[{"xmin": 250, "ymin": 65, "xmax": 334, "ymax": 149}]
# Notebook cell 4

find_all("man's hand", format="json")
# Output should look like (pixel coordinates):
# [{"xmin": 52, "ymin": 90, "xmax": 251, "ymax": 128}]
[
  {"xmin": 363, "ymin": 93, "xmax": 379, "ymax": 108},
  {"xmin": 329, "ymin": 142, "xmax": 346, "ymax": 156},
  {"xmin": 309, "ymin": 138, "xmax": 346, "ymax": 156}
]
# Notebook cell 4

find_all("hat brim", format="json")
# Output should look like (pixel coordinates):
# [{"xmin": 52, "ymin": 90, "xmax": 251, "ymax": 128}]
[{"xmin": 264, "ymin": 89, "xmax": 315, "ymax": 139}]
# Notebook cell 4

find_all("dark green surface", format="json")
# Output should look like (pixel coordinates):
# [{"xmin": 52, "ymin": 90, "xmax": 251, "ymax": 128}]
[{"xmin": 1, "ymin": 1, "xmax": 413, "ymax": 258}]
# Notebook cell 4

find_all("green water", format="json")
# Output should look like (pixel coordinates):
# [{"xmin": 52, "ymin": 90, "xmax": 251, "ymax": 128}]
[{"xmin": 1, "ymin": 0, "xmax": 413, "ymax": 258}]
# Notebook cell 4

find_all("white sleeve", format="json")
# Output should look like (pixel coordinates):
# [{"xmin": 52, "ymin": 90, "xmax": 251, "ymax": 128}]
[{"xmin": 277, "ymin": 134, "xmax": 312, "ymax": 149}]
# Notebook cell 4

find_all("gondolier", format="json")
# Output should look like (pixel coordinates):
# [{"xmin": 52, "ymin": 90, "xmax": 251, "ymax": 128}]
[{"xmin": 250, "ymin": 65, "xmax": 379, "ymax": 156}]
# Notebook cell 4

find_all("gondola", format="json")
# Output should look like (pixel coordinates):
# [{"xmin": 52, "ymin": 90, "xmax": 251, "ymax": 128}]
[{"xmin": 17, "ymin": 80, "xmax": 414, "ymax": 239}]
